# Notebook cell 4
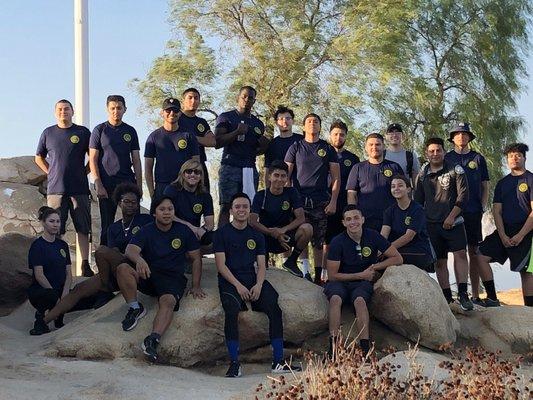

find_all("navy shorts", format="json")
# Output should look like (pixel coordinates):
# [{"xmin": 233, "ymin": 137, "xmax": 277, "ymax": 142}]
[
  {"xmin": 265, "ymin": 229, "xmax": 297, "ymax": 254},
  {"xmin": 218, "ymin": 164, "xmax": 258, "ymax": 205},
  {"xmin": 463, "ymin": 212, "xmax": 483, "ymax": 246},
  {"xmin": 138, "ymin": 269, "xmax": 187, "ymax": 311},
  {"xmin": 427, "ymin": 222, "xmax": 467, "ymax": 259},
  {"xmin": 478, "ymin": 224, "xmax": 532, "ymax": 272},
  {"xmin": 324, "ymin": 280, "xmax": 374, "ymax": 304}
]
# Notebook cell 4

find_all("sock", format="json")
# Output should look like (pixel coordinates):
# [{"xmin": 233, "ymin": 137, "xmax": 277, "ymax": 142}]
[
  {"xmin": 314, "ymin": 267, "xmax": 322, "ymax": 284},
  {"xmin": 328, "ymin": 335, "xmax": 337, "ymax": 356},
  {"xmin": 287, "ymin": 247, "xmax": 303, "ymax": 263},
  {"xmin": 271, "ymin": 338, "xmax": 284, "ymax": 364},
  {"xmin": 301, "ymin": 259, "xmax": 310, "ymax": 275},
  {"xmin": 359, "ymin": 339, "xmax": 370, "ymax": 356},
  {"xmin": 128, "ymin": 301, "xmax": 140, "ymax": 310},
  {"xmin": 525, "ymin": 295, "xmax": 533, "ymax": 307},
  {"xmin": 458, "ymin": 282, "xmax": 468, "ymax": 295},
  {"xmin": 226, "ymin": 340, "xmax": 239, "ymax": 362},
  {"xmin": 442, "ymin": 288, "xmax": 453, "ymax": 303},
  {"xmin": 282, "ymin": 257, "xmax": 288, "ymax": 264},
  {"xmin": 150, "ymin": 332, "xmax": 161, "ymax": 342},
  {"xmin": 482, "ymin": 280, "xmax": 497, "ymax": 301}
]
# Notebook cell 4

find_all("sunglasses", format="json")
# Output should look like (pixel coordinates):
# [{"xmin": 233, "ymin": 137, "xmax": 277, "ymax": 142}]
[{"xmin": 184, "ymin": 169, "xmax": 202, "ymax": 175}]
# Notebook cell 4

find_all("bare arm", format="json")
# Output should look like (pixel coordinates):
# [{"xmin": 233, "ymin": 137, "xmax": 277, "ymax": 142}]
[
  {"xmin": 256, "ymin": 136, "xmax": 271, "ymax": 155},
  {"xmin": 325, "ymin": 162, "xmax": 341, "ymax": 215},
  {"xmin": 511, "ymin": 201, "xmax": 533, "ymax": 245},
  {"xmin": 203, "ymin": 215, "xmax": 215, "ymax": 232},
  {"xmin": 89, "ymin": 148, "xmax": 108, "ymax": 198},
  {"xmin": 214, "ymin": 125, "xmax": 246, "ymax": 148},
  {"xmin": 34, "ymin": 155, "xmax": 49, "ymax": 174},
  {"xmin": 481, "ymin": 180, "xmax": 489, "ymax": 211},
  {"xmin": 371, "ymin": 245, "xmax": 403, "ymax": 271},
  {"xmin": 347, "ymin": 190, "xmax": 358, "ymax": 205},
  {"xmin": 249, "ymin": 213, "xmax": 273, "ymax": 237},
  {"xmin": 144, "ymin": 157, "xmax": 155, "ymax": 198},
  {"xmin": 125, "ymin": 243, "xmax": 151, "ymax": 279},
  {"xmin": 214, "ymin": 252, "xmax": 250, "ymax": 300},
  {"xmin": 285, "ymin": 162, "xmax": 294, "ymax": 187},
  {"xmin": 131, "ymin": 150, "xmax": 143, "ymax": 194},
  {"xmin": 196, "ymin": 131, "xmax": 215, "ymax": 148},
  {"xmin": 62, "ymin": 264, "xmax": 73, "ymax": 297},
  {"xmin": 188, "ymin": 249, "xmax": 205, "ymax": 296},
  {"xmin": 249, "ymin": 254, "xmax": 266, "ymax": 301},
  {"xmin": 380, "ymin": 225, "xmax": 391, "ymax": 239},
  {"xmin": 326, "ymin": 259, "xmax": 374, "ymax": 282},
  {"xmin": 33, "ymin": 266, "xmax": 53, "ymax": 289}
]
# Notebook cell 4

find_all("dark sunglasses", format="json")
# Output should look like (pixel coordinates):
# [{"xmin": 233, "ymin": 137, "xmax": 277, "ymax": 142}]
[{"xmin": 184, "ymin": 169, "xmax": 202, "ymax": 175}]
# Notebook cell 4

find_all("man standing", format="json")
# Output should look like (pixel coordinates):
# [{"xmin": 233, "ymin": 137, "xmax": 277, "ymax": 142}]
[
  {"xmin": 215, "ymin": 86, "xmax": 270, "ymax": 226},
  {"xmin": 444, "ymin": 122, "xmax": 490, "ymax": 304},
  {"xmin": 384, "ymin": 123, "xmax": 420, "ymax": 185},
  {"xmin": 89, "ymin": 95, "xmax": 142, "ymax": 246},
  {"xmin": 178, "ymin": 88, "xmax": 216, "ymax": 191},
  {"xmin": 35, "ymin": 99, "xmax": 93, "ymax": 277},
  {"xmin": 346, "ymin": 133, "xmax": 403, "ymax": 231},
  {"xmin": 414, "ymin": 137, "xmax": 473, "ymax": 310},
  {"xmin": 285, "ymin": 114, "xmax": 340, "ymax": 284},
  {"xmin": 478, "ymin": 143, "xmax": 532, "ymax": 306},
  {"xmin": 144, "ymin": 98, "xmax": 200, "ymax": 200}
]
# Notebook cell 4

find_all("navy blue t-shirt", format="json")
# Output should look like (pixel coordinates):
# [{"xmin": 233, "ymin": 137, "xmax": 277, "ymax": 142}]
[
  {"xmin": 251, "ymin": 187, "xmax": 303, "ymax": 228},
  {"xmin": 213, "ymin": 223, "xmax": 265, "ymax": 282},
  {"xmin": 177, "ymin": 113, "xmax": 211, "ymax": 163},
  {"xmin": 28, "ymin": 237, "xmax": 70, "ymax": 290},
  {"xmin": 265, "ymin": 134, "xmax": 302, "ymax": 167},
  {"xmin": 332, "ymin": 149, "xmax": 360, "ymax": 212},
  {"xmin": 107, "ymin": 213, "xmax": 154, "ymax": 253},
  {"xmin": 285, "ymin": 139, "xmax": 338, "ymax": 202},
  {"xmin": 89, "ymin": 121, "xmax": 140, "ymax": 189},
  {"xmin": 129, "ymin": 221, "xmax": 200, "ymax": 273},
  {"xmin": 493, "ymin": 170, "xmax": 533, "ymax": 225},
  {"xmin": 215, "ymin": 109, "xmax": 265, "ymax": 168},
  {"xmin": 36, "ymin": 124, "xmax": 90, "ymax": 195},
  {"xmin": 346, "ymin": 160, "xmax": 404, "ymax": 221},
  {"xmin": 444, "ymin": 150, "xmax": 489, "ymax": 213},
  {"xmin": 382, "ymin": 201, "xmax": 433, "ymax": 255},
  {"xmin": 144, "ymin": 127, "xmax": 200, "ymax": 185},
  {"xmin": 163, "ymin": 185, "xmax": 214, "ymax": 227},
  {"xmin": 328, "ymin": 229, "xmax": 391, "ymax": 274}
]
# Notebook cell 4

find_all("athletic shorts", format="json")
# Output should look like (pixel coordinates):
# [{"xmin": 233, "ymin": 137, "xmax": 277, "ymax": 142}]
[
  {"xmin": 398, "ymin": 248, "xmax": 436, "ymax": 273},
  {"xmin": 218, "ymin": 164, "xmax": 258, "ymax": 205},
  {"xmin": 138, "ymin": 269, "xmax": 187, "ymax": 311},
  {"xmin": 478, "ymin": 224, "xmax": 532, "ymax": 272},
  {"xmin": 324, "ymin": 280, "xmax": 373, "ymax": 304},
  {"xmin": 427, "ymin": 222, "xmax": 467, "ymax": 260},
  {"xmin": 265, "ymin": 229, "xmax": 297, "ymax": 255},
  {"xmin": 303, "ymin": 200, "xmax": 329, "ymax": 248},
  {"xmin": 218, "ymin": 276, "xmax": 279, "ymax": 312},
  {"xmin": 325, "ymin": 214, "xmax": 344, "ymax": 245},
  {"xmin": 463, "ymin": 212, "xmax": 483, "ymax": 246},
  {"xmin": 47, "ymin": 194, "xmax": 91, "ymax": 235}
]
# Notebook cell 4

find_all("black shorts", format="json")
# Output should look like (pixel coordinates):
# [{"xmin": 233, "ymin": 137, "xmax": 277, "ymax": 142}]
[
  {"xmin": 325, "ymin": 214, "xmax": 344, "ymax": 245},
  {"xmin": 323, "ymin": 280, "xmax": 373, "ymax": 304},
  {"xmin": 265, "ymin": 229, "xmax": 297, "ymax": 254},
  {"xmin": 463, "ymin": 212, "xmax": 483, "ymax": 246},
  {"xmin": 427, "ymin": 222, "xmax": 467, "ymax": 260},
  {"xmin": 398, "ymin": 248, "xmax": 436, "ymax": 273},
  {"xmin": 47, "ymin": 194, "xmax": 91, "ymax": 235},
  {"xmin": 478, "ymin": 224, "xmax": 532, "ymax": 272},
  {"xmin": 304, "ymin": 200, "xmax": 329, "ymax": 248},
  {"xmin": 218, "ymin": 276, "xmax": 279, "ymax": 312},
  {"xmin": 138, "ymin": 269, "xmax": 187, "ymax": 311}
]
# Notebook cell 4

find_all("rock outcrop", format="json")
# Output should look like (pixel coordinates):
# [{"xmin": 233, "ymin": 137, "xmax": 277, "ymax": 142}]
[{"xmin": 0, "ymin": 156, "xmax": 47, "ymax": 186}]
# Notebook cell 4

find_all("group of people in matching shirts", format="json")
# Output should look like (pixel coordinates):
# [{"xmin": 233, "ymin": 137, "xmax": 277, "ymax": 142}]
[{"xmin": 27, "ymin": 86, "xmax": 533, "ymax": 377}]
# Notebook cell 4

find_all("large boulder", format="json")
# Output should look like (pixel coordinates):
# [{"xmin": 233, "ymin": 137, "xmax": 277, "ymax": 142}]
[
  {"xmin": 42, "ymin": 267, "xmax": 329, "ymax": 366},
  {"xmin": 0, "ymin": 156, "xmax": 47, "ymax": 186},
  {"xmin": 0, "ymin": 182, "xmax": 46, "ymax": 236},
  {"xmin": 370, "ymin": 265, "xmax": 460, "ymax": 350}
]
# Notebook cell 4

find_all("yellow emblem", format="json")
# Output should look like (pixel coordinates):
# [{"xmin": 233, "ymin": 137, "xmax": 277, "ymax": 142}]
[
  {"xmin": 317, "ymin": 148, "xmax": 326, "ymax": 157},
  {"xmin": 123, "ymin": 133, "xmax": 132, "ymax": 142},
  {"xmin": 171, "ymin": 238, "xmax": 182, "ymax": 249},
  {"xmin": 383, "ymin": 169, "xmax": 393, "ymax": 177},
  {"xmin": 281, "ymin": 201, "xmax": 290, "ymax": 211},
  {"xmin": 404, "ymin": 216, "xmax": 411, "ymax": 226},
  {"xmin": 60, "ymin": 248, "xmax": 67, "ymax": 258},
  {"xmin": 193, "ymin": 203, "xmax": 203, "ymax": 214},
  {"xmin": 344, "ymin": 159, "xmax": 352, "ymax": 167},
  {"xmin": 518, "ymin": 183, "xmax": 528, "ymax": 193},
  {"xmin": 197, "ymin": 123, "xmax": 205, "ymax": 133},
  {"xmin": 361, "ymin": 247, "xmax": 372, "ymax": 257},
  {"xmin": 132, "ymin": 226, "xmax": 140, "ymax": 235},
  {"xmin": 70, "ymin": 135, "xmax": 80, "ymax": 144},
  {"xmin": 254, "ymin": 127, "xmax": 262, "ymax": 135},
  {"xmin": 177, "ymin": 139, "xmax": 187, "ymax": 149},
  {"xmin": 247, "ymin": 239, "xmax": 256, "ymax": 250},
  {"xmin": 468, "ymin": 161, "xmax": 477, "ymax": 169}
]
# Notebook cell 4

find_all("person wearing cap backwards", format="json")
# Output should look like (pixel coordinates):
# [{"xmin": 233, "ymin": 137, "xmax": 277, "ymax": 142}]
[
  {"xmin": 178, "ymin": 88, "xmax": 216, "ymax": 191},
  {"xmin": 444, "ymin": 122, "xmax": 495, "ymax": 306},
  {"xmin": 477, "ymin": 143, "xmax": 533, "ymax": 307},
  {"xmin": 89, "ymin": 95, "xmax": 142, "ymax": 246},
  {"xmin": 214, "ymin": 86, "xmax": 270, "ymax": 227},
  {"xmin": 144, "ymin": 98, "xmax": 200, "ymax": 200},
  {"xmin": 384, "ymin": 123, "xmax": 420, "ymax": 186},
  {"xmin": 35, "ymin": 99, "xmax": 93, "ymax": 277},
  {"xmin": 414, "ymin": 137, "xmax": 474, "ymax": 311}
]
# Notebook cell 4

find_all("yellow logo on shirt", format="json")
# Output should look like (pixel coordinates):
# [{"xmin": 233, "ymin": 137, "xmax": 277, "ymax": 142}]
[
  {"xmin": 254, "ymin": 127, "xmax": 262, "ymax": 135},
  {"xmin": 197, "ymin": 123, "xmax": 205, "ymax": 133},
  {"xmin": 317, "ymin": 149, "xmax": 326, "ymax": 157},
  {"xmin": 60, "ymin": 249, "xmax": 67, "ymax": 258},
  {"xmin": 383, "ymin": 169, "xmax": 393, "ymax": 177},
  {"xmin": 70, "ymin": 135, "xmax": 80, "ymax": 144},
  {"xmin": 344, "ymin": 159, "xmax": 352, "ymax": 167},
  {"xmin": 132, "ymin": 226, "xmax": 140, "ymax": 235},
  {"xmin": 518, "ymin": 183, "xmax": 528, "ymax": 193},
  {"xmin": 177, "ymin": 139, "xmax": 187, "ymax": 149},
  {"xmin": 404, "ymin": 216, "xmax": 411, "ymax": 226},
  {"xmin": 123, "ymin": 133, "xmax": 132, "ymax": 142},
  {"xmin": 171, "ymin": 238, "xmax": 182, "ymax": 249},
  {"xmin": 281, "ymin": 201, "xmax": 290, "ymax": 211},
  {"xmin": 193, "ymin": 203, "xmax": 203, "ymax": 214},
  {"xmin": 247, "ymin": 239, "xmax": 256, "ymax": 250},
  {"xmin": 361, "ymin": 247, "xmax": 372, "ymax": 257},
  {"xmin": 468, "ymin": 161, "xmax": 477, "ymax": 169}
]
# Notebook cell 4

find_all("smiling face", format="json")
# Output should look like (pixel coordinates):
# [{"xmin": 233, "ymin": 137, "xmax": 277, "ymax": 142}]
[
  {"xmin": 55, "ymin": 101, "xmax": 73, "ymax": 124},
  {"xmin": 230, "ymin": 197, "xmax": 250, "ymax": 223},
  {"xmin": 385, "ymin": 130, "xmax": 402, "ymax": 146},
  {"xmin": 342, "ymin": 209, "xmax": 364, "ymax": 234},
  {"xmin": 42, "ymin": 212, "xmax": 61, "ymax": 236},
  {"xmin": 161, "ymin": 108, "xmax": 179, "ymax": 124},
  {"xmin": 426, "ymin": 143, "xmax": 444, "ymax": 165},
  {"xmin": 183, "ymin": 167, "xmax": 202, "ymax": 187},
  {"xmin": 154, "ymin": 199, "xmax": 174, "ymax": 226},
  {"xmin": 269, "ymin": 168, "xmax": 288, "ymax": 191},
  {"xmin": 237, "ymin": 88, "xmax": 256, "ymax": 111},
  {"xmin": 391, "ymin": 178, "xmax": 410, "ymax": 199}
]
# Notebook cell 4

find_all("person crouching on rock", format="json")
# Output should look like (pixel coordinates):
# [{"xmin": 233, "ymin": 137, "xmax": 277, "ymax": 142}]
[
  {"xmin": 325, "ymin": 205, "xmax": 402, "ymax": 358},
  {"xmin": 28, "ymin": 206, "xmax": 72, "ymax": 335},
  {"xmin": 115, "ymin": 196, "xmax": 206, "ymax": 363},
  {"xmin": 381, "ymin": 175, "xmax": 436, "ymax": 272},
  {"xmin": 213, "ymin": 192, "xmax": 302, "ymax": 377}
]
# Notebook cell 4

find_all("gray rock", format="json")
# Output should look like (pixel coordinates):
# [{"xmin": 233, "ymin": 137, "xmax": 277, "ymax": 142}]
[{"xmin": 0, "ymin": 156, "xmax": 47, "ymax": 185}]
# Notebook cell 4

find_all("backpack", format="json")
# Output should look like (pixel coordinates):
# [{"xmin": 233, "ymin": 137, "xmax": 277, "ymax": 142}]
[{"xmin": 384, "ymin": 150, "xmax": 414, "ymax": 176}]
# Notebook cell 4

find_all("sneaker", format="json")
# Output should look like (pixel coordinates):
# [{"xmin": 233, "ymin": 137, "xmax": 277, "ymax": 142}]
[
  {"xmin": 54, "ymin": 314, "xmax": 65, "ymax": 329},
  {"xmin": 29, "ymin": 319, "xmax": 50, "ymax": 336},
  {"xmin": 458, "ymin": 293, "xmax": 474, "ymax": 311},
  {"xmin": 472, "ymin": 297, "xmax": 485, "ymax": 307},
  {"xmin": 81, "ymin": 260, "xmax": 94, "ymax": 277},
  {"xmin": 122, "ymin": 303, "xmax": 146, "ymax": 331},
  {"xmin": 482, "ymin": 298, "xmax": 501, "ymax": 307},
  {"xmin": 271, "ymin": 361, "xmax": 302, "ymax": 374},
  {"xmin": 141, "ymin": 335, "xmax": 159, "ymax": 363},
  {"xmin": 282, "ymin": 259, "xmax": 303, "ymax": 278},
  {"xmin": 225, "ymin": 361, "xmax": 242, "ymax": 378},
  {"xmin": 304, "ymin": 273, "xmax": 313, "ymax": 282}
]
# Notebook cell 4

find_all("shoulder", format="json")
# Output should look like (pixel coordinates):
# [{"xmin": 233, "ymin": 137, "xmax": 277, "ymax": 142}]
[
  {"xmin": 330, "ymin": 232, "xmax": 346, "ymax": 247},
  {"xmin": 138, "ymin": 213, "xmax": 154, "ymax": 224},
  {"xmin": 29, "ymin": 237, "xmax": 44, "ymax": 251}
]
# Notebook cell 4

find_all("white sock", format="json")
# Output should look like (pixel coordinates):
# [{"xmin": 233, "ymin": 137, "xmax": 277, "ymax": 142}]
[
  {"xmin": 282, "ymin": 257, "xmax": 288, "ymax": 264},
  {"xmin": 301, "ymin": 259, "xmax": 310, "ymax": 275}
]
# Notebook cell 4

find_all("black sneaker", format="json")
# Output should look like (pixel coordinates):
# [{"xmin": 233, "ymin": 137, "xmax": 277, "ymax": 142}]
[
  {"xmin": 271, "ymin": 361, "xmax": 302, "ymax": 374},
  {"xmin": 54, "ymin": 314, "xmax": 65, "ymax": 329},
  {"xmin": 29, "ymin": 318, "xmax": 50, "ymax": 336},
  {"xmin": 141, "ymin": 335, "xmax": 159, "ymax": 363},
  {"xmin": 121, "ymin": 303, "xmax": 146, "ymax": 331},
  {"xmin": 482, "ymin": 298, "xmax": 501, "ymax": 307},
  {"xmin": 472, "ymin": 297, "xmax": 485, "ymax": 307},
  {"xmin": 225, "ymin": 361, "xmax": 242, "ymax": 377},
  {"xmin": 304, "ymin": 273, "xmax": 313, "ymax": 282},
  {"xmin": 458, "ymin": 293, "xmax": 474, "ymax": 311},
  {"xmin": 282, "ymin": 259, "xmax": 303, "ymax": 278},
  {"xmin": 81, "ymin": 260, "xmax": 94, "ymax": 277}
]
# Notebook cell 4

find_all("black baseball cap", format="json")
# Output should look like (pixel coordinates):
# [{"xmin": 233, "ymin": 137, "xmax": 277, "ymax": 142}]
[
  {"xmin": 448, "ymin": 122, "xmax": 475, "ymax": 142},
  {"xmin": 386, "ymin": 123, "xmax": 403, "ymax": 133},
  {"xmin": 162, "ymin": 98, "xmax": 180, "ymax": 111}
]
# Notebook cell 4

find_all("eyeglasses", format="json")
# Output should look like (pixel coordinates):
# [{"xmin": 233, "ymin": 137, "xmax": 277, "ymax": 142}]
[
  {"xmin": 184, "ymin": 169, "xmax": 202, "ymax": 175},
  {"xmin": 121, "ymin": 199, "xmax": 139, "ymax": 205}
]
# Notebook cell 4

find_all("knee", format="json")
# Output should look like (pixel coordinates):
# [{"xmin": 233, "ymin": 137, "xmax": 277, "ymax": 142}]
[
  {"xmin": 116, "ymin": 263, "xmax": 134, "ymax": 278},
  {"xmin": 94, "ymin": 246, "xmax": 111, "ymax": 261},
  {"xmin": 300, "ymin": 223, "xmax": 313, "ymax": 238},
  {"xmin": 329, "ymin": 295, "xmax": 343, "ymax": 308},
  {"xmin": 159, "ymin": 294, "xmax": 177, "ymax": 309},
  {"xmin": 353, "ymin": 297, "xmax": 367, "ymax": 310},
  {"xmin": 454, "ymin": 250, "xmax": 467, "ymax": 261}
]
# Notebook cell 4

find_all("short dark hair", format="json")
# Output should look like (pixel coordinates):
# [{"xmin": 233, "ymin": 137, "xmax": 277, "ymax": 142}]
[
  {"xmin": 274, "ymin": 105, "xmax": 294, "ymax": 120},
  {"xmin": 113, "ymin": 182, "xmax": 142, "ymax": 204},
  {"xmin": 150, "ymin": 196, "xmax": 174, "ymax": 215},
  {"xmin": 329, "ymin": 119, "xmax": 348, "ymax": 133},
  {"xmin": 56, "ymin": 99, "xmax": 73, "ymax": 109},
  {"xmin": 342, "ymin": 204, "xmax": 363, "ymax": 218},
  {"xmin": 425, "ymin": 137, "xmax": 445, "ymax": 149},
  {"xmin": 106, "ymin": 95, "xmax": 126, "ymax": 107},
  {"xmin": 303, "ymin": 113, "xmax": 322, "ymax": 125},
  {"xmin": 365, "ymin": 132, "xmax": 384, "ymax": 142},
  {"xmin": 269, "ymin": 160, "xmax": 289, "ymax": 174},
  {"xmin": 230, "ymin": 192, "xmax": 251, "ymax": 207},
  {"xmin": 239, "ymin": 86, "xmax": 257, "ymax": 96},
  {"xmin": 38, "ymin": 206, "xmax": 59, "ymax": 222},
  {"xmin": 504, "ymin": 143, "xmax": 529, "ymax": 157},
  {"xmin": 182, "ymin": 87, "xmax": 200, "ymax": 97},
  {"xmin": 391, "ymin": 174, "xmax": 412, "ymax": 189}
]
